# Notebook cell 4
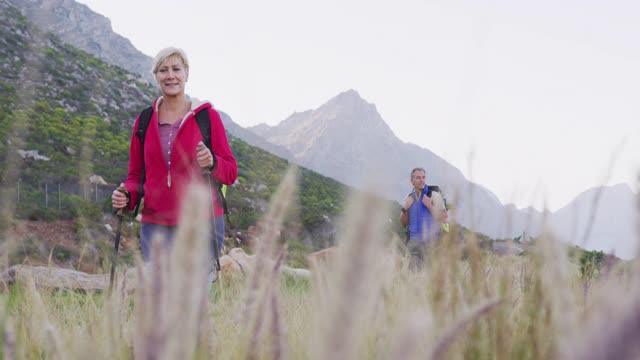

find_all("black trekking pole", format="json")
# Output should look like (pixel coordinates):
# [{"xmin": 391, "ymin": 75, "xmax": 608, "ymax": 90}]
[
  {"xmin": 204, "ymin": 170, "xmax": 221, "ymax": 273},
  {"xmin": 110, "ymin": 186, "xmax": 127, "ymax": 291},
  {"xmin": 198, "ymin": 141, "xmax": 221, "ymax": 280}
]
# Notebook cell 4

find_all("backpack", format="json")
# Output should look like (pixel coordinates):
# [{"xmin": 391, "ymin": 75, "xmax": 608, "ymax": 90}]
[
  {"xmin": 131, "ymin": 106, "xmax": 230, "ymax": 221},
  {"xmin": 411, "ymin": 185, "xmax": 447, "ymax": 209}
]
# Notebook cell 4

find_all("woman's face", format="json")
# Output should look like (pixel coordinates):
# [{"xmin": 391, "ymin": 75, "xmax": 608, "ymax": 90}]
[{"xmin": 156, "ymin": 56, "xmax": 188, "ymax": 97}]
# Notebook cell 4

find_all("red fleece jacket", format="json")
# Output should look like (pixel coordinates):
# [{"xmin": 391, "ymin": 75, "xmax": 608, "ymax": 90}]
[{"xmin": 124, "ymin": 98, "xmax": 237, "ymax": 225}]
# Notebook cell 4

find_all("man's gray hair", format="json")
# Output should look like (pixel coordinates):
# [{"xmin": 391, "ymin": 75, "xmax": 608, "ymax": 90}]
[{"xmin": 410, "ymin": 167, "xmax": 426, "ymax": 178}]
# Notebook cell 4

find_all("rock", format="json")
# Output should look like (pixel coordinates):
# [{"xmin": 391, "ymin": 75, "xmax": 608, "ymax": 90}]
[
  {"xmin": 89, "ymin": 174, "xmax": 108, "ymax": 185},
  {"xmin": 17, "ymin": 149, "xmax": 50, "ymax": 161},
  {"xmin": 0, "ymin": 248, "xmax": 310, "ymax": 291},
  {"xmin": 0, "ymin": 264, "xmax": 137, "ymax": 292}
]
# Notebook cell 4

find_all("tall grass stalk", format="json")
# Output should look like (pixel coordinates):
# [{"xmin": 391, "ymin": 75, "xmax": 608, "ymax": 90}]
[
  {"xmin": 132, "ymin": 182, "xmax": 211, "ymax": 360},
  {"xmin": 312, "ymin": 190, "xmax": 391, "ymax": 360},
  {"xmin": 242, "ymin": 166, "xmax": 297, "ymax": 359},
  {"xmin": 3, "ymin": 312, "xmax": 16, "ymax": 360}
]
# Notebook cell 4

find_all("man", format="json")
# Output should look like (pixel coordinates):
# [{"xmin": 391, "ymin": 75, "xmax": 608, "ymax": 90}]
[{"xmin": 399, "ymin": 167, "xmax": 448, "ymax": 269}]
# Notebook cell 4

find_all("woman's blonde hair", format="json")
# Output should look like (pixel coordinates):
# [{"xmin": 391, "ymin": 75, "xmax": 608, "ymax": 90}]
[{"xmin": 151, "ymin": 47, "xmax": 189, "ymax": 79}]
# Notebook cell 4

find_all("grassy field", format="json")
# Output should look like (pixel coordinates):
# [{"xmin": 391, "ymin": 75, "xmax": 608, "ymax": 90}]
[{"xmin": 1, "ymin": 169, "xmax": 638, "ymax": 359}]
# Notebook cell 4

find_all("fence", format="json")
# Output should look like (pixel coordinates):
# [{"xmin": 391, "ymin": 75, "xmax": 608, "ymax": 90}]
[{"xmin": 15, "ymin": 180, "xmax": 115, "ymax": 209}]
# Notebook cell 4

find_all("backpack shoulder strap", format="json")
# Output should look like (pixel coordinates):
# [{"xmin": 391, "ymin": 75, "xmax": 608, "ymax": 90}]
[
  {"xmin": 194, "ymin": 109, "xmax": 231, "ymax": 219},
  {"xmin": 132, "ymin": 106, "xmax": 154, "ymax": 217},
  {"xmin": 426, "ymin": 185, "xmax": 441, "ymax": 198},
  {"xmin": 137, "ymin": 107, "xmax": 154, "ymax": 137},
  {"xmin": 194, "ymin": 109, "xmax": 212, "ymax": 152}
]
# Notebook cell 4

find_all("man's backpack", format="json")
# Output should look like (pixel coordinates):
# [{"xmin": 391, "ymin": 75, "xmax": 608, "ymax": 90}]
[
  {"xmin": 410, "ymin": 185, "xmax": 446, "ymax": 208},
  {"xmin": 132, "ymin": 106, "xmax": 230, "ymax": 220}
]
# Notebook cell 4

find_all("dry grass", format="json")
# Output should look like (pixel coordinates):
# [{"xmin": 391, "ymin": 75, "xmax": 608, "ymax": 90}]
[{"xmin": 0, "ymin": 166, "xmax": 639, "ymax": 359}]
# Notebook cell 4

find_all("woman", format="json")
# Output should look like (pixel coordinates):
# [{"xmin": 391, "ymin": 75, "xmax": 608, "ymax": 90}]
[{"xmin": 112, "ymin": 47, "xmax": 237, "ymax": 265}]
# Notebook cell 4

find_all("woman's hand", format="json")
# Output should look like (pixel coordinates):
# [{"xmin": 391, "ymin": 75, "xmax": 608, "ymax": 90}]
[
  {"xmin": 111, "ymin": 183, "xmax": 128, "ymax": 209},
  {"xmin": 196, "ymin": 141, "xmax": 215, "ymax": 169}
]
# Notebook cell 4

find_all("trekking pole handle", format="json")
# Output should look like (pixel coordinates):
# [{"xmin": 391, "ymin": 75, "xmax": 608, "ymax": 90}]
[
  {"xmin": 197, "ymin": 141, "xmax": 216, "ymax": 174},
  {"xmin": 114, "ymin": 186, "xmax": 128, "ymax": 217}
]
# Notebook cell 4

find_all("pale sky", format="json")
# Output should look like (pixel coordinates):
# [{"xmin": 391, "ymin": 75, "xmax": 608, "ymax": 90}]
[{"xmin": 77, "ymin": 0, "xmax": 640, "ymax": 212}]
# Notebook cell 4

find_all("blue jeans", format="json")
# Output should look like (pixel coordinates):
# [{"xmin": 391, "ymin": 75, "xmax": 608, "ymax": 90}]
[{"xmin": 140, "ymin": 216, "xmax": 224, "ymax": 262}]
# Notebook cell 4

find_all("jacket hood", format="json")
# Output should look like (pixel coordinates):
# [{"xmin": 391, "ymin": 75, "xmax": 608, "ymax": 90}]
[{"xmin": 152, "ymin": 96, "xmax": 213, "ymax": 121}]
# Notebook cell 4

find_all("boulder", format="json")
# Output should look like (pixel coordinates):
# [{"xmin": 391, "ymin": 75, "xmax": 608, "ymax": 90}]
[{"xmin": 0, "ymin": 248, "xmax": 310, "ymax": 291}]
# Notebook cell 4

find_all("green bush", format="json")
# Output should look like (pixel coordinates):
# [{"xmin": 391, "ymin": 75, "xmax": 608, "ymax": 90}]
[
  {"xmin": 66, "ymin": 195, "xmax": 101, "ymax": 222},
  {"xmin": 287, "ymin": 239, "xmax": 312, "ymax": 269}
]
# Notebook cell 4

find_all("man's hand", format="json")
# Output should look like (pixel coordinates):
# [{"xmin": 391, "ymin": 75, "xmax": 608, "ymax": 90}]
[
  {"xmin": 441, "ymin": 210, "xmax": 449, "ymax": 223},
  {"xmin": 400, "ymin": 195, "xmax": 413, "ymax": 227},
  {"xmin": 421, "ymin": 193, "xmax": 434, "ymax": 211},
  {"xmin": 403, "ymin": 195, "xmax": 414, "ymax": 211},
  {"xmin": 196, "ymin": 141, "xmax": 215, "ymax": 169}
]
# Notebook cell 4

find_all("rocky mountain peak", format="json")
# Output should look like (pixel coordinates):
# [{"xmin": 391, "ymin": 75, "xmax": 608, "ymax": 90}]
[
  {"xmin": 305, "ymin": 89, "xmax": 395, "ymax": 142},
  {"xmin": 326, "ymin": 89, "xmax": 366, "ymax": 107},
  {"xmin": 323, "ymin": 89, "xmax": 375, "ymax": 119},
  {"xmin": 10, "ymin": 0, "xmax": 155, "ymax": 83},
  {"xmin": 249, "ymin": 89, "xmax": 398, "ymax": 160}
]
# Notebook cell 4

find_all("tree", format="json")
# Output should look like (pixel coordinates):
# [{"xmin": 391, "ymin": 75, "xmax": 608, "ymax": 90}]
[{"xmin": 579, "ymin": 249, "xmax": 605, "ymax": 303}]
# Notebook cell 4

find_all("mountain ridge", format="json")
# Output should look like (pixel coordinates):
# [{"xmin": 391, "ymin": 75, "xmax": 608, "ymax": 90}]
[{"xmin": 10, "ymin": 0, "xmax": 155, "ymax": 84}]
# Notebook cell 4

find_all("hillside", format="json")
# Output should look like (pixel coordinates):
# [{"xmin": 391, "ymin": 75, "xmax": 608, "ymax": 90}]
[{"xmin": 0, "ymin": 0, "xmax": 156, "ymax": 221}]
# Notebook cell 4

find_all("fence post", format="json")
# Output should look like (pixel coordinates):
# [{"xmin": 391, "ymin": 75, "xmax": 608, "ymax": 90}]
[
  {"xmin": 58, "ymin": 183, "xmax": 61, "ymax": 209},
  {"xmin": 45, "ymin": 183, "xmax": 48, "ymax": 208},
  {"xmin": 17, "ymin": 179, "xmax": 20, "ymax": 203},
  {"xmin": 95, "ymin": 182, "xmax": 98, "ymax": 203}
]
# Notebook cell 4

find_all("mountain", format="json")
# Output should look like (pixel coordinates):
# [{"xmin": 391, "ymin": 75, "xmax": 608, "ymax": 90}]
[
  {"xmin": 218, "ymin": 110, "xmax": 295, "ymax": 161},
  {"xmin": 9, "ymin": 0, "xmax": 154, "ymax": 83},
  {"xmin": 249, "ymin": 89, "xmax": 543, "ymax": 239},
  {"xmin": 548, "ymin": 183, "xmax": 639, "ymax": 259}
]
